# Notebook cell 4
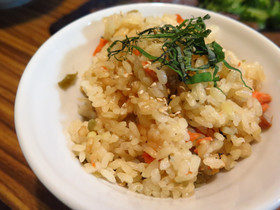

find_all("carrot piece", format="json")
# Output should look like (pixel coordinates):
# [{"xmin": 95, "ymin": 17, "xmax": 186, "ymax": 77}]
[
  {"xmin": 237, "ymin": 62, "xmax": 241, "ymax": 67},
  {"xmin": 142, "ymin": 152, "xmax": 155, "ymax": 164},
  {"xmin": 252, "ymin": 91, "xmax": 272, "ymax": 104},
  {"xmin": 194, "ymin": 148, "xmax": 198, "ymax": 154},
  {"xmin": 133, "ymin": 49, "xmax": 141, "ymax": 56},
  {"xmin": 176, "ymin": 14, "xmax": 184, "ymax": 24},
  {"xmin": 197, "ymin": 137, "xmax": 213, "ymax": 145},
  {"xmin": 188, "ymin": 131, "xmax": 201, "ymax": 142},
  {"xmin": 259, "ymin": 115, "xmax": 272, "ymax": 129},
  {"xmin": 142, "ymin": 61, "xmax": 149, "ymax": 66},
  {"xmin": 141, "ymin": 61, "xmax": 158, "ymax": 81},
  {"xmin": 91, "ymin": 160, "xmax": 96, "ymax": 167},
  {"xmin": 93, "ymin": 38, "xmax": 108, "ymax": 56},
  {"xmin": 144, "ymin": 68, "xmax": 158, "ymax": 81},
  {"xmin": 261, "ymin": 103, "xmax": 269, "ymax": 112}
]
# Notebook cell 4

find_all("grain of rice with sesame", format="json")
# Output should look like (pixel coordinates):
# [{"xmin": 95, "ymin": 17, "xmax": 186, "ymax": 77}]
[{"xmin": 68, "ymin": 11, "xmax": 270, "ymax": 198}]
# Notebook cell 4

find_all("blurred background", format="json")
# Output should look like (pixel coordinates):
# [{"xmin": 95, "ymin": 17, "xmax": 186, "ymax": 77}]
[
  {"xmin": 1, "ymin": 0, "xmax": 280, "ymax": 31},
  {"xmin": 0, "ymin": 0, "xmax": 279, "ymax": 209},
  {"xmin": 50, "ymin": 0, "xmax": 280, "ymax": 33}
]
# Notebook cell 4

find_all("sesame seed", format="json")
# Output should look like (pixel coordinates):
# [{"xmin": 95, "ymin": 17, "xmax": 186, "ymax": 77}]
[
  {"xmin": 158, "ymin": 107, "xmax": 165, "ymax": 113},
  {"xmin": 138, "ymin": 90, "xmax": 144, "ymax": 95},
  {"xmin": 160, "ymin": 106, "xmax": 168, "ymax": 112},
  {"xmin": 170, "ymin": 95, "xmax": 176, "ymax": 99},
  {"xmin": 121, "ymin": 103, "xmax": 127, "ymax": 108},
  {"xmin": 175, "ymin": 111, "xmax": 181, "ymax": 115},
  {"xmin": 158, "ymin": 107, "xmax": 169, "ymax": 115},
  {"xmin": 143, "ymin": 61, "xmax": 151, "ymax": 68},
  {"xmin": 169, "ymin": 110, "xmax": 181, "ymax": 117},
  {"xmin": 179, "ymin": 86, "xmax": 186, "ymax": 91},
  {"xmin": 163, "ymin": 98, "xmax": 168, "ymax": 105},
  {"xmin": 167, "ymin": 88, "xmax": 171, "ymax": 94},
  {"xmin": 151, "ymin": 82, "xmax": 157, "ymax": 87},
  {"xmin": 163, "ymin": 111, "xmax": 169, "ymax": 116}
]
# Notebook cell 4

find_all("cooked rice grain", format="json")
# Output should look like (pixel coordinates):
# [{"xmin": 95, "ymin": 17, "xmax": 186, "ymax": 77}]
[{"xmin": 69, "ymin": 11, "xmax": 267, "ymax": 198}]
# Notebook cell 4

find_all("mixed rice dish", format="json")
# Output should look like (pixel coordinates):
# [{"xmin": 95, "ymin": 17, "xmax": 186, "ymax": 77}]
[{"xmin": 66, "ymin": 11, "xmax": 272, "ymax": 198}]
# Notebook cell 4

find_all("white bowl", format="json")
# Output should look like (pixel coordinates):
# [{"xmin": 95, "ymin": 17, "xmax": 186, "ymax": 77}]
[{"xmin": 15, "ymin": 3, "xmax": 280, "ymax": 210}]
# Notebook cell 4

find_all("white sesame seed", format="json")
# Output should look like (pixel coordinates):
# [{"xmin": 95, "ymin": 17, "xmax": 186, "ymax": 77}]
[
  {"xmin": 143, "ymin": 61, "xmax": 151, "ymax": 68},
  {"xmin": 170, "ymin": 95, "xmax": 176, "ymax": 99},
  {"xmin": 175, "ymin": 111, "xmax": 181, "ymax": 115},
  {"xmin": 151, "ymin": 82, "xmax": 157, "ymax": 87},
  {"xmin": 179, "ymin": 86, "xmax": 186, "ymax": 91},
  {"xmin": 169, "ymin": 111, "xmax": 181, "ymax": 117},
  {"xmin": 163, "ymin": 111, "xmax": 169, "ymax": 116},
  {"xmin": 167, "ymin": 88, "xmax": 171, "ymax": 94},
  {"xmin": 138, "ymin": 90, "xmax": 144, "ymax": 95},
  {"xmin": 158, "ymin": 107, "xmax": 166, "ymax": 113}
]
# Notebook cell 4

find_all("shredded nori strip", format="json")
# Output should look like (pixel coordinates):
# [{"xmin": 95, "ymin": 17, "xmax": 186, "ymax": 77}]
[{"xmin": 107, "ymin": 14, "xmax": 251, "ymax": 91}]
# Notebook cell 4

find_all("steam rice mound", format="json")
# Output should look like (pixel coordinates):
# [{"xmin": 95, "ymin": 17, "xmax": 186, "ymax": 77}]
[{"xmin": 68, "ymin": 11, "xmax": 268, "ymax": 198}]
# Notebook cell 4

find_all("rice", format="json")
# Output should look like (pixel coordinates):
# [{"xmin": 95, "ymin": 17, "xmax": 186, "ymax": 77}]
[{"xmin": 68, "ymin": 11, "xmax": 270, "ymax": 198}]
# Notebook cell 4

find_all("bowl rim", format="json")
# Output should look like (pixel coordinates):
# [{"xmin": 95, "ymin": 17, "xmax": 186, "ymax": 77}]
[{"xmin": 14, "ymin": 2, "xmax": 280, "ymax": 209}]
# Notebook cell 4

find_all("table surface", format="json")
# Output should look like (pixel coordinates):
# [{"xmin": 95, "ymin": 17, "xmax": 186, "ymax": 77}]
[{"xmin": 0, "ymin": 0, "xmax": 279, "ymax": 209}]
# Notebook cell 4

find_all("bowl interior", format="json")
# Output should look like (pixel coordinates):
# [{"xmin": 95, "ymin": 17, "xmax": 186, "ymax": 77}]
[{"xmin": 15, "ymin": 3, "xmax": 280, "ymax": 210}]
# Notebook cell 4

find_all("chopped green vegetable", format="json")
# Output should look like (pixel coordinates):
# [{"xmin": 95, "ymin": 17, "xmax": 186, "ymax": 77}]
[
  {"xmin": 222, "ymin": 60, "xmax": 251, "ymax": 90},
  {"xmin": 58, "ymin": 73, "xmax": 78, "ymax": 90},
  {"xmin": 199, "ymin": 0, "xmax": 280, "ymax": 30},
  {"xmin": 88, "ymin": 119, "xmax": 96, "ymax": 131},
  {"xmin": 107, "ymin": 15, "xmax": 251, "ymax": 90}
]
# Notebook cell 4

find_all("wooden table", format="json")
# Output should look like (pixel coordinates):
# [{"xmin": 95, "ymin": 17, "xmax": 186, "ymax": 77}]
[{"xmin": 0, "ymin": 0, "xmax": 279, "ymax": 209}]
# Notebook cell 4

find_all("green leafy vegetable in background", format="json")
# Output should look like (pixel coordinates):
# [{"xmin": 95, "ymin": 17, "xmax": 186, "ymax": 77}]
[
  {"xmin": 107, "ymin": 15, "xmax": 251, "ymax": 90},
  {"xmin": 199, "ymin": 0, "xmax": 280, "ymax": 30}
]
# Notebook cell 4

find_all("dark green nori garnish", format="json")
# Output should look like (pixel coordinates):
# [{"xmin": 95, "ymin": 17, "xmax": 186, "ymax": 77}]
[{"xmin": 107, "ymin": 15, "xmax": 251, "ymax": 91}]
